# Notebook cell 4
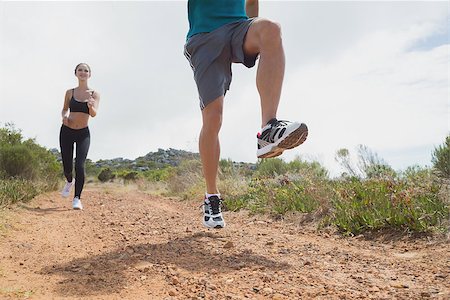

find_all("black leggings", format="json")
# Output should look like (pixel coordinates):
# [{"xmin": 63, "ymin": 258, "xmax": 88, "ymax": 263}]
[{"xmin": 59, "ymin": 125, "xmax": 90, "ymax": 198}]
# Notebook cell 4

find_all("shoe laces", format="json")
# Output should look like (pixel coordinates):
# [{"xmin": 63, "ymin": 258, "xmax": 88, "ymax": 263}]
[
  {"xmin": 258, "ymin": 119, "xmax": 290, "ymax": 143},
  {"xmin": 271, "ymin": 119, "xmax": 289, "ymax": 128},
  {"xmin": 204, "ymin": 196, "xmax": 222, "ymax": 215}
]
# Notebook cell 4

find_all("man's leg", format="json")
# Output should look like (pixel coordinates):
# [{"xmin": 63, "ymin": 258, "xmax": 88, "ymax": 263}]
[
  {"xmin": 199, "ymin": 96, "xmax": 226, "ymax": 229},
  {"xmin": 243, "ymin": 18, "xmax": 308, "ymax": 158},
  {"xmin": 243, "ymin": 18, "xmax": 285, "ymax": 127},
  {"xmin": 200, "ymin": 96, "xmax": 224, "ymax": 194}
]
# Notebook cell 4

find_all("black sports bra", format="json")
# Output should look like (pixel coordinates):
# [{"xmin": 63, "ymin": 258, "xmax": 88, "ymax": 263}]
[{"xmin": 69, "ymin": 89, "xmax": 90, "ymax": 114}]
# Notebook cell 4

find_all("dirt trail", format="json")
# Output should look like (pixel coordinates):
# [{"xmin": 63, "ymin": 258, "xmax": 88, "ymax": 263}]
[{"xmin": 0, "ymin": 184, "xmax": 449, "ymax": 299}]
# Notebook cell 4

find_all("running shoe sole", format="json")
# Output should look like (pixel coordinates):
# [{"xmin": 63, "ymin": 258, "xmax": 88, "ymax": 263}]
[
  {"xmin": 203, "ymin": 221, "xmax": 225, "ymax": 229},
  {"xmin": 257, "ymin": 123, "xmax": 308, "ymax": 158},
  {"xmin": 280, "ymin": 123, "xmax": 308, "ymax": 149}
]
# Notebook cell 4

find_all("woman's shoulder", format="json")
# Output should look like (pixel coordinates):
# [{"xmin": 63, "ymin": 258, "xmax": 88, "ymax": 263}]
[
  {"xmin": 64, "ymin": 88, "xmax": 75, "ymax": 99},
  {"xmin": 66, "ymin": 88, "xmax": 78, "ymax": 94}
]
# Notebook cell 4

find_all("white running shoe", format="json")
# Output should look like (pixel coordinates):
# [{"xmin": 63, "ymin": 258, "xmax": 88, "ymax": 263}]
[
  {"xmin": 203, "ymin": 196, "xmax": 225, "ymax": 229},
  {"xmin": 72, "ymin": 197, "xmax": 83, "ymax": 210},
  {"xmin": 61, "ymin": 180, "xmax": 74, "ymax": 197},
  {"xmin": 257, "ymin": 118, "xmax": 308, "ymax": 158}
]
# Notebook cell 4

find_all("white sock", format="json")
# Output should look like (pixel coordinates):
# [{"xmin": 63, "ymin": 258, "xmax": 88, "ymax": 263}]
[{"xmin": 205, "ymin": 193, "xmax": 220, "ymax": 199}]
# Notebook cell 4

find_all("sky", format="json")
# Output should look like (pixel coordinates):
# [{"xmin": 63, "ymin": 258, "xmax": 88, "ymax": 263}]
[{"xmin": 0, "ymin": 0, "xmax": 448, "ymax": 176}]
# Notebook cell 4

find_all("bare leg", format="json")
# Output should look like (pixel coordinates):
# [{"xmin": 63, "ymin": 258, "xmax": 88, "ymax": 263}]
[
  {"xmin": 199, "ymin": 96, "xmax": 224, "ymax": 194},
  {"xmin": 244, "ymin": 18, "xmax": 285, "ymax": 127}
]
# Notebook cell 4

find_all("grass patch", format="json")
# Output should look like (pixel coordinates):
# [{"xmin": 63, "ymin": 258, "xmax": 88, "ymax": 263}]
[
  {"xmin": 0, "ymin": 179, "xmax": 41, "ymax": 206},
  {"xmin": 330, "ymin": 178, "xmax": 449, "ymax": 235},
  {"xmin": 225, "ymin": 175, "xmax": 331, "ymax": 217},
  {"xmin": 161, "ymin": 156, "xmax": 449, "ymax": 235}
]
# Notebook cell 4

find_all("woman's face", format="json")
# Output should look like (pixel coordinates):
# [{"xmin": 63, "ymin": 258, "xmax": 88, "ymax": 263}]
[{"xmin": 75, "ymin": 64, "xmax": 91, "ymax": 80}]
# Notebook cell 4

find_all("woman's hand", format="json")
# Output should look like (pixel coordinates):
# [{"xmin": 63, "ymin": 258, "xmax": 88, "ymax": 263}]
[
  {"xmin": 62, "ymin": 116, "xmax": 69, "ymax": 126},
  {"xmin": 87, "ymin": 95, "xmax": 95, "ymax": 108},
  {"xmin": 87, "ymin": 91, "xmax": 99, "ymax": 117}
]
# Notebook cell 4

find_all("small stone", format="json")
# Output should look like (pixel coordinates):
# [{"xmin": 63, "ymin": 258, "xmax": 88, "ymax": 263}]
[
  {"xmin": 223, "ymin": 241, "xmax": 234, "ymax": 249},
  {"xmin": 171, "ymin": 276, "xmax": 180, "ymax": 285},
  {"xmin": 420, "ymin": 292, "xmax": 431, "ymax": 297},
  {"xmin": 168, "ymin": 289, "xmax": 177, "ymax": 296},
  {"xmin": 392, "ymin": 283, "xmax": 409, "ymax": 289},
  {"xmin": 278, "ymin": 248, "xmax": 289, "ymax": 254},
  {"xmin": 135, "ymin": 261, "xmax": 153, "ymax": 272}
]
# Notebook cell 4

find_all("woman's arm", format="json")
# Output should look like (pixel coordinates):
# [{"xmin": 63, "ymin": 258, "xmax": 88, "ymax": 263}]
[
  {"xmin": 87, "ymin": 91, "xmax": 100, "ymax": 117},
  {"xmin": 246, "ymin": 0, "xmax": 259, "ymax": 18},
  {"xmin": 62, "ymin": 90, "xmax": 71, "ymax": 125}
]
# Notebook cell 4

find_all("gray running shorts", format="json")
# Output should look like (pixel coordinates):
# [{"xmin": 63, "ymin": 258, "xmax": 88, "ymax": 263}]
[{"xmin": 184, "ymin": 18, "xmax": 259, "ymax": 110}]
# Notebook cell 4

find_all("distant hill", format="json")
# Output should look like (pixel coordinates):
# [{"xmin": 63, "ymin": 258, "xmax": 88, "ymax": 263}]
[
  {"xmin": 95, "ymin": 148, "xmax": 200, "ymax": 171},
  {"xmin": 50, "ymin": 147, "xmax": 256, "ymax": 172},
  {"xmin": 50, "ymin": 148, "xmax": 200, "ymax": 171}
]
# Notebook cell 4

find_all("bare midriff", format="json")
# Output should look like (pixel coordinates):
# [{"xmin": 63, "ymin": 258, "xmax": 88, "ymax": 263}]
[{"xmin": 66, "ymin": 112, "xmax": 90, "ymax": 129}]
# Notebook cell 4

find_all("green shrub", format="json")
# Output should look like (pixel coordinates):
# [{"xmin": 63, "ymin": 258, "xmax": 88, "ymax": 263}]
[
  {"xmin": 287, "ymin": 159, "xmax": 329, "ymax": 179},
  {"xmin": 0, "ymin": 124, "xmax": 60, "ymax": 184},
  {"xmin": 143, "ymin": 167, "xmax": 173, "ymax": 182},
  {"xmin": 166, "ymin": 159, "xmax": 203, "ymax": 199},
  {"xmin": 0, "ymin": 124, "xmax": 60, "ymax": 206},
  {"xmin": 219, "ymin": 159, "xmax": 234, "ymax": 175},
  {"xmin": 85, "ymin": 159, "xmax": 100, "ymax": 177},
  {"xmin": 0, "ymin": 179, "xmax": 40, "ymax": 206},
  {"xmin": 256, "ymin": 158, "xmax": 288, "ymax": 177},
  {"xmin": 0, "ymin": 123, "xmax": 22, "ymax": 146},
  {"xmin": 116, "ymin": 170, "xmax": 140, "ymax": 183},
  {"xmin": 365, "ymin": 164, "xmax": 396, "ymax": 179},
  {"xmin": 0, "ymin": 144, "xmax": 36, "ymax": 179},
  {"xmin": 225, "ymin": 176, "xmax": 326, "ymax": 216},
  {"xmin": 432, "ymin": 135, "xmax": 450, "ymax": 178},
  {"xmin": 98, "ymin": 168, "xmax": 115, "ymax": 182},
  {"xmin": 330, "ymin": 177, "xmax": 449, "ymax": 234}
]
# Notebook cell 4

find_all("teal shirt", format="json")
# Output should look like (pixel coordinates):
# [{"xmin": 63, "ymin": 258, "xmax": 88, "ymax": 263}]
[{"xmin": 187, "ymin": 0, "xmax": 248, "ymax": 39}]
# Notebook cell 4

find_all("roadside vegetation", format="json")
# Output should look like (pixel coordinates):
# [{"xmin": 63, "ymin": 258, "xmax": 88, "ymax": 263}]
[
  {"xmin": 161, "ymin": 140, "xmax": 449, "ymax": 235},
  {"xmin": 0, "ymin": 124, "xmax": 60, "ymax": 206},
  {"xmin": 1, "ymin": 123, "xmax": 448, "ymax": 236}
]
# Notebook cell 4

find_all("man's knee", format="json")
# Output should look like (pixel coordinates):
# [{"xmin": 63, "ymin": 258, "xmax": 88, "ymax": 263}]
[
  {"xmin": 202, "ymin": 97, "xmax": 223, "ymax": 133},
  {"xmin": 258, "ymin": 19, "xmax": 282, "ymax": 42},
  {"xmin": 202, "ymin": 111, "xmax": 222, "ymax": 134},
  {"xmin": 246, "ymin": 19, "xmax": 282, "ymax": 53}
]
